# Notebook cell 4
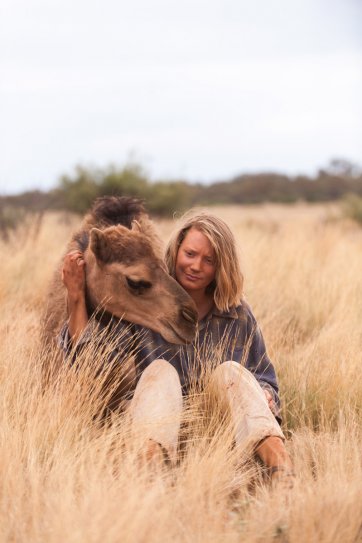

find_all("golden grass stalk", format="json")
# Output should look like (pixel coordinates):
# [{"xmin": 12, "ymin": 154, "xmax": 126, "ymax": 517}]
[{"xmin": 0, "ymin": 205, "xmax": 361, "ymax": 542}]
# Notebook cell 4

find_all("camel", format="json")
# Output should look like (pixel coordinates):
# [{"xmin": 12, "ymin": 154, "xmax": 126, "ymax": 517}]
[{"xmin": 42, "ymin": 197, "xmax": 198, "ymax": 383}]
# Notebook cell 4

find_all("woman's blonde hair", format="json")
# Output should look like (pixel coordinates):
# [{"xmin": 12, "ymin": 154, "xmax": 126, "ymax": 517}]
[{"xmin": 165, "ymin": 210, "xmax": 244, "ymax": 312}]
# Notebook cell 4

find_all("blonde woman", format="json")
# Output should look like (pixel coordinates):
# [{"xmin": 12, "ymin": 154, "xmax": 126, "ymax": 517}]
[{"xmin": 60, "ymin": 210, "xmax": 294, "ymax": 487}]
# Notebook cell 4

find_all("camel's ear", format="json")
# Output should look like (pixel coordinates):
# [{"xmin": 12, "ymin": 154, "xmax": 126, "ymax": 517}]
[
  {"xmin": 89, "ymin": 228, "xmax": 112, "ymax": 263},
  {"xmin": 131, "ymin": 220, "xmax": 142, "ymax": 233},
  {"xmin": 133, "ymin": 216, "xmax": 164, "ymax": 259}
]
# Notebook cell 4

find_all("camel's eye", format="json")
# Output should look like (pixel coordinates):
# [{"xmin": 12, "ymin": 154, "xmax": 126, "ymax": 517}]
[{"xmin": 126, "ymin": 277, "xmax": 152, "ymax": 294}]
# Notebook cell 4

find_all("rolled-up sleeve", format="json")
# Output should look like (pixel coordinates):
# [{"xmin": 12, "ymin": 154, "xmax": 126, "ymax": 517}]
[
  {"xmin": 58, "ymin": 320, "xmax": 98, "ymax": 355},
  {"xmin": 57, "ymin": 318, "xmax": 137, "ymax": 368}
]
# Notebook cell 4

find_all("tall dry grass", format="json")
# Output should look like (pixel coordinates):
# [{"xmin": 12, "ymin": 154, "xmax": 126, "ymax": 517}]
[{"xmin": 0, "ymin": 204, "xmax": 361, "ymax": 543}]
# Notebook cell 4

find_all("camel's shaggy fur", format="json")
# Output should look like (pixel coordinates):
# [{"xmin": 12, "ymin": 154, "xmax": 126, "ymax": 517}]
[{"xmin": 42, "ymin": 196, "xmax": 197, "ymax": 356}]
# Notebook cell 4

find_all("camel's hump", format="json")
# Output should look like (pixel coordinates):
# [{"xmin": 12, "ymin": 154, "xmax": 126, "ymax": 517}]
[{"xmin": 90, "ymin": 196, "xmax": 146, "ymax": 228}]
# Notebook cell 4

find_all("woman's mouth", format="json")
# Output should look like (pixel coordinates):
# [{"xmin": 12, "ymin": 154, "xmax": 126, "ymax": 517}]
[{"xmin": 185, "ymin": 273, "xmax": 199, "ymax": 282}]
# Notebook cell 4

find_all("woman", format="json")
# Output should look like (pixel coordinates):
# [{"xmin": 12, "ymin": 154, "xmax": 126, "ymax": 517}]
[{"xmin": 60, "ymin": 210, "xmax": 294, "ymax": 487}]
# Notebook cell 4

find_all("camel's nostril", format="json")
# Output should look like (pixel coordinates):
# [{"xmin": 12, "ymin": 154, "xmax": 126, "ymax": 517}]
[{"xmin": 181, "ymin": 307, "xmax": 198, "ymax": 325}]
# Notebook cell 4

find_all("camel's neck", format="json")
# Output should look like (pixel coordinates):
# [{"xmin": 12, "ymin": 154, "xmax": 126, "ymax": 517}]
[{"xmin": 85, "ymin": 289, "xmax": 119, "ymax": 327}]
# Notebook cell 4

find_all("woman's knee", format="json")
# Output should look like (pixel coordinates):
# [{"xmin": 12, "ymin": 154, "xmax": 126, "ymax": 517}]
[
  {"xmin": 131, "ymin": 359, "xmax": 182, "ymax": 420},
  {"xmin": 211, "ymin": 360, "xmax": 241, "ymax": 383},
  {"xmin": 210, "ymin": 361, "xmax": 260, "ymax": 392},
  {"xmin": 138, "ymin": 359, "xmax": 181, "ymax": 389}
]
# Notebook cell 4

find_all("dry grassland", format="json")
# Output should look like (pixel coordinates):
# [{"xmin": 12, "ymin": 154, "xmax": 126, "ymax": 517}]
[{"xmin": 0, "ymin": 203, "xmax": 361, "ymax": 543}]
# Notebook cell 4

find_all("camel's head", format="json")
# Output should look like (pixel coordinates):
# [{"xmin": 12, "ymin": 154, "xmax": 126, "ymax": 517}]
[{"xmin": 84, "ymin": 221, "xmax": 198, "ymax": 344}]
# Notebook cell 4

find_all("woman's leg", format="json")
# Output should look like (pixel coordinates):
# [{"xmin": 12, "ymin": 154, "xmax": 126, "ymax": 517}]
[
  {"xmin": 255, "ymin": 436, "xmax": 293, "ymax": 472},
  {"xmin": 128, "ymin": 359, "xmax": 183, "ymax": 466},
  {"xmin": 207, "ymin": 361, "xmax": 284, "ymax": 451},
  {"xmin": 206, "ymin": 361, "xmax": 293, "ymax": 482}
]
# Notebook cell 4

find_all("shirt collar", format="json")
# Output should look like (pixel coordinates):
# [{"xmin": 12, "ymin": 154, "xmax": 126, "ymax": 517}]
[{"xmin": 208, "ymin": 304, "xmax": 239, "ymax": 320}]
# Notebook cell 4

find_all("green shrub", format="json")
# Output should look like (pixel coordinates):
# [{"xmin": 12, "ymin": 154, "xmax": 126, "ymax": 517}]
[
  {"xmin": 57, "ymin": 166, "xmax": 100, "ymax": 214},
  {"xmin": 147, "ymin": 181, "xmax": 191, "ymax": 216},
  {"xmin": 99, "ymin": 164, "xmax": 149, "ymax": 199},
  {"xmin": 0, "ymin": 205, "xmax": 28, "ymax": 240},
  {"xmin": 341, "ymin": 193, "xmax": 362, "ymax": 225}
]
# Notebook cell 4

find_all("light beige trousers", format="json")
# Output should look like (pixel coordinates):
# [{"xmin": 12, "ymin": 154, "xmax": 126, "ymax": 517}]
[{"xmin": 128, "ymin": 359, "xmax": 284, "ymax": 465}]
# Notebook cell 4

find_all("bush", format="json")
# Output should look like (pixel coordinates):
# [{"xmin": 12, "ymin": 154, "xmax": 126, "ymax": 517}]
[
  {"xmin": 0, "ymin": 205, "xmax": 28, "ymax": 240},
  {"xmin": 341, "ymin": 193, "xmax": 362, "ymax": 225},
  {"xmin": 99, "ymin": 164, "xmax": 149, "ymax": 199},
  {"xmin": 57, "ymin": 167, "xmax": 100, "ymax": 215},
  {"xmin": 147, "ymin": 181, "xmax": 191, "ymax": 216}
]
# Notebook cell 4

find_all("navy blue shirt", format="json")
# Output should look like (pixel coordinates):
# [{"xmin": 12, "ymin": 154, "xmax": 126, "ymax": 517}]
[{"xmin": 59, "ymin": 300, "xmax": 281, "ymax": 421}]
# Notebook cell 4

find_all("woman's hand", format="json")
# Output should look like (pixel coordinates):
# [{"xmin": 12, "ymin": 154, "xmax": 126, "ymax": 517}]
[
  {"xmin": 62, "ymin": 251, "xmax": 86, "ymax": 302},
  {"xmin": 62, "ymin": 251, "xmax": 88, "ymax": 341},
  {"xmin": 263, "ymin": 389, "xmax": 275, "ymax": 413}
]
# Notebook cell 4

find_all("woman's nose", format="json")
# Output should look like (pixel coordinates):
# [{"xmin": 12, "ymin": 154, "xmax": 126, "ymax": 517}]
[{"xmin": 190, "ymin": 258, "xmax": 202, "ymax": 271}]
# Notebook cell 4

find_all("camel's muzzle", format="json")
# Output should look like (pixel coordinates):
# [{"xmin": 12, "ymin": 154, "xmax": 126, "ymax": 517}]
[{"xmin": 180, "ymin": 305, "xmax": 198, "ymax": 325}]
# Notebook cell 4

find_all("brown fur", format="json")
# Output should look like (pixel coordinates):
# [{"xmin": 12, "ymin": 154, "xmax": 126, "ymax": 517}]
[{"xmin": 42, "ymin": 196, "xmax": 197, "ymax": 354}]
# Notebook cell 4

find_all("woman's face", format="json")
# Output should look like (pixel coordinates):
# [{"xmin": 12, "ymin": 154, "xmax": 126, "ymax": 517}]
[{"xmin": 175, "ymin": 227, "xmax": 216, "ymax": 295}]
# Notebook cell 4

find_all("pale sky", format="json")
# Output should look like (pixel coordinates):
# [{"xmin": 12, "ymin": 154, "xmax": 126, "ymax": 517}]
[{"xmin": 1, "ymin": 0, "xmax": 361, "ymax": 194}]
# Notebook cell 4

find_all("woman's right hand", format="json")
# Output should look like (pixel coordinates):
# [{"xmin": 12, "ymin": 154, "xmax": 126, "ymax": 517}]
[
  {"xmin": 62, "ymin": 250, "xmax": 86, "ymax": 302},
  {"xmin": 62, "ymin": 251, "xmax": 89, "ymax": 340}
]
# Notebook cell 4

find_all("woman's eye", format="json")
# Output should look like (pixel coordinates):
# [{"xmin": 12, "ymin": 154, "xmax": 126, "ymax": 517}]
[{"xmin": 126, "ymin": 277, "xmax": 152, "ymax": 293}]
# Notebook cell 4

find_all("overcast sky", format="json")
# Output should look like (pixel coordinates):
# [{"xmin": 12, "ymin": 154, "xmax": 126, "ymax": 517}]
[{"xmin": 0, "ymin": 0, "xmax": 361, "ymax": 194}]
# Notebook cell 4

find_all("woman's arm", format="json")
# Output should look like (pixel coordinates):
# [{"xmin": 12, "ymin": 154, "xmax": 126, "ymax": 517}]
[
  {"xmin": 241, "ymin": 302, "xmax": 281, "ymax": 421},
  {"xmin": 61, "ymin": 250, "xmax": 88, "ymax": 342}
]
